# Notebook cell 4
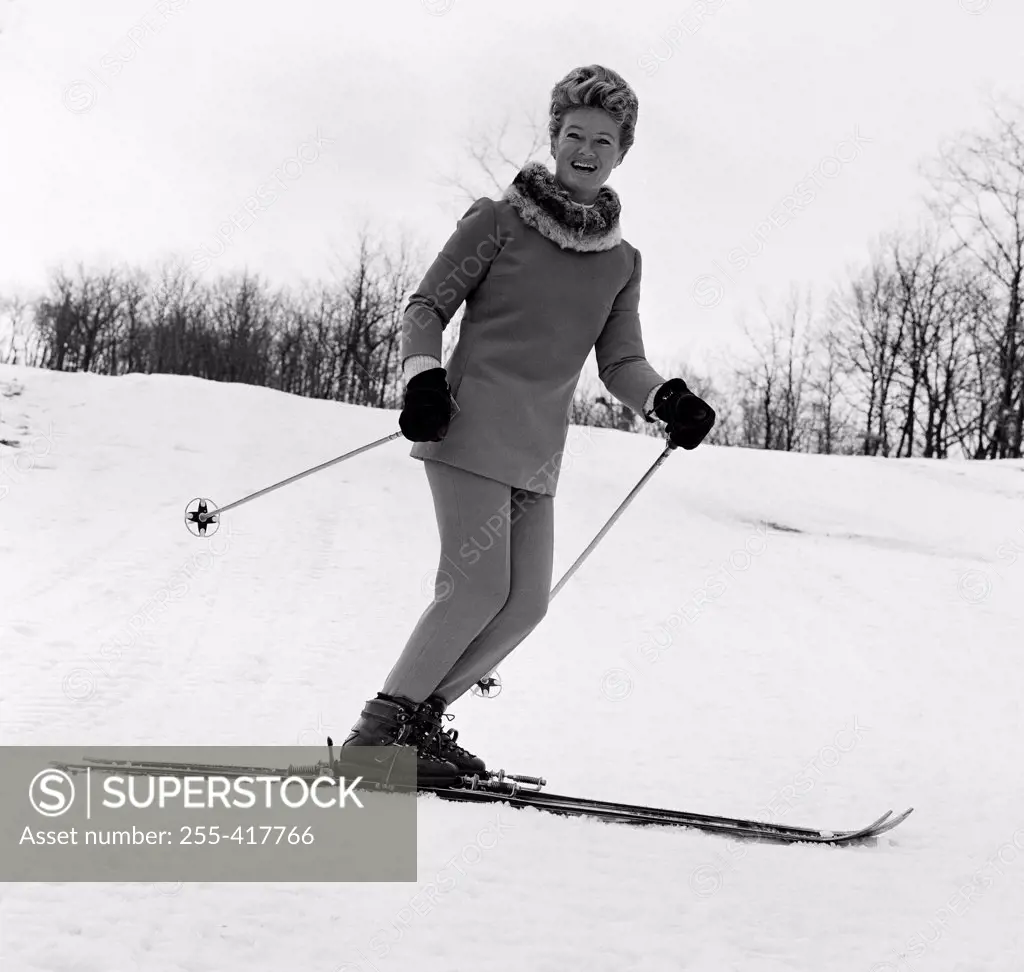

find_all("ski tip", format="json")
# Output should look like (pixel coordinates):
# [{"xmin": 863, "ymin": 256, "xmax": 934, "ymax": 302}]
[
  {"xmin": 865, "ymin": 807, "xmax": 915, "ymax": 839},
  {"xmin": 828, "ymin": 810, "xmax": 893, "ymax": 843},
  {"xmin": 885, "ymin": 807, "xmax": 914, "ymax": 823}
]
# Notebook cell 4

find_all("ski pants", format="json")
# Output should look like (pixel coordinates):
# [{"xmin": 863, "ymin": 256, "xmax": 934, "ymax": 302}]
[{"xmin": 382, "ymin": 459, "xmax": 555, "ymax": 704}]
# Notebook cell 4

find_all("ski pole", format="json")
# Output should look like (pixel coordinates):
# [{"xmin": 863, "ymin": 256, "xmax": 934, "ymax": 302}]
[
  {"xmin": 184, "ymin": 430, "xmax": 405, "ymax": 535},
  {"xmin": 474, "ymin": 438, "xmax": 678, "ymax": 696}
]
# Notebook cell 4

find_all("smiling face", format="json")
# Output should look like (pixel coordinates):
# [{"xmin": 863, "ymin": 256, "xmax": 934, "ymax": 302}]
[{"xmin": 550, "ymin": 107, "xmax": 623, "ymax": 204}]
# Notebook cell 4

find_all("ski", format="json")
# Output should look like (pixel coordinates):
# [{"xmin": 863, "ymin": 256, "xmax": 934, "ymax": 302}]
[
  {"xmin": 422, "ymin": 785, "xmax": 911, "ymax": 845},
  {"xmin": 49, "ymin": 751, "xmax": 912, "ymax": 847}
]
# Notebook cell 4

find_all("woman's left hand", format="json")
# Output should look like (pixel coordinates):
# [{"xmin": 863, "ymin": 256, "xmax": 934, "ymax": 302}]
[{"xmin": 652, "ymin": 379, "xmax": 716, "ymax": 449}]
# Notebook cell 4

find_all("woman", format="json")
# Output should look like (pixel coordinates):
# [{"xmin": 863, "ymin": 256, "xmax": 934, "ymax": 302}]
[{"xmin": 342, "ymin": 64, "xmax": 715, "ymax": 785}]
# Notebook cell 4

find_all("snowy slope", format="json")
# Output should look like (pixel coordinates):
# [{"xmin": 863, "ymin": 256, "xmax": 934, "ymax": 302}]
[{"xmin": 1, "ymin": 363, "xmax": 1022, "ymax": 972}]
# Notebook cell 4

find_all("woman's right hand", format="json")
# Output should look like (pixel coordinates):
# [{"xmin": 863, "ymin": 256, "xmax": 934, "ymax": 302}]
[{"xmin": 399, "ymin": 368, "xmax": 453, "ymax": 442}]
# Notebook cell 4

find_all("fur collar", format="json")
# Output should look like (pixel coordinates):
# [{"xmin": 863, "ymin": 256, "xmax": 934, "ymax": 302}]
[{"xmin": 502, "ymin": 161, "xmax": 622, "ymax": 252}]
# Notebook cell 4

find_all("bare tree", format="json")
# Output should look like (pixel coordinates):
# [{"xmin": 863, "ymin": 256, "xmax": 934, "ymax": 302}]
[
  {"xmin": 728, "ymin": 290, "xmax": 814, "ymax": 452},
  {"xmin": 375, "ymin": 234, "xmax": 422, "ymax": 408},
  {"xmin": 806, "ymin": 297, "xmax": 855, "ymax": 455},
  {"xmin": 0, "ymin": 295, "xmax": 42, "ymax": 366},
  {"xmin": 435, "ymin": 110, "xmax": 550, "ymax": 207},
  {"xmin": 830, "ymin": 248, "xmax": 906, "ymax": 455},
  {"xmin": 925, "ymin": 98, "xmax": 1024, "ymax": 458}
]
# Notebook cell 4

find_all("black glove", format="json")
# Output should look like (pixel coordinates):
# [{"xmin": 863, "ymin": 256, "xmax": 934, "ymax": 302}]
[
  {"xmin": 652, "ymin": 378, "xmax": 716, "ymax": 450},
  {"xmin": 399, "ymin": 368, "xmax": 453, "ymax": 442}
]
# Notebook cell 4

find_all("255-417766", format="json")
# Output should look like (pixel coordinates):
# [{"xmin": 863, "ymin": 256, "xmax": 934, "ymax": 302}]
[{"xmin": 180, "ymin": 824, "xmax": 315, "ymax": 845}]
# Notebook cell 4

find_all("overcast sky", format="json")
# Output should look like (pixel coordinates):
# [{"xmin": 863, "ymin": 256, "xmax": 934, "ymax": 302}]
[{"xmin": 1, "ymin": 0, "xmax": 1022, "ymax": 374}]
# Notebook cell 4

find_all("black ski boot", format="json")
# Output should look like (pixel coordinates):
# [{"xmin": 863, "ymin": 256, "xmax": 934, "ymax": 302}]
[
  {"xmin": 414, "ymin": 695, "xmax": 487, "ymax": 776},
  {"xmin": 341, "ymin": 694, "xmax": 459, "ymax": 787}
]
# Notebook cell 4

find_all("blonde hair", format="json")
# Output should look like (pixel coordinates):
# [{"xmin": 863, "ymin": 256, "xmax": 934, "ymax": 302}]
[{"xmin": 548, "ymin": 64, "xmax": 639, "ymax": 161}]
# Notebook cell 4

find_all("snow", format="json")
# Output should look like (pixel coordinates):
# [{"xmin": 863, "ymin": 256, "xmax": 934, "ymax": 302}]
[{"xmin": 1, "ymin": 362, "xmax": 1022, "ymax": 972}]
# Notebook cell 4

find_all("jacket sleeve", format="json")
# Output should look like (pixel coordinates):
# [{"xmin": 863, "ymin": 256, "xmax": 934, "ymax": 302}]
[
  {"xmin": 401, "ymin": 196, "xmax": 504, "ymax": 365},
  {"xmin": 594, "ymin": 248, "xmax": 667, "ymax": 417}
]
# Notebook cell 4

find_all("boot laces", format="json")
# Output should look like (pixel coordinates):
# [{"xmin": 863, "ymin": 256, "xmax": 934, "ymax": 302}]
[
  {"xmin": 409, "ymin": 703, "xmax": 477, "ymax": 762},
  {"xmin": 385, "ymin": 701, "xmax": 447, "ymax": 763},
  {"xmin": 437, "ymin": 713, "xmax": 475, "ymax": 758}
]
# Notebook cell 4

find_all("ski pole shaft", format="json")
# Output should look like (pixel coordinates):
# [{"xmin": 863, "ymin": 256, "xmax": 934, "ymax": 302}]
[
  {"xmin": 548, "ymin": 441, "xmax": 677, "ymax": 601},
  {"xmin": 200, "ymin": 430, "xmax": 404, "ymax": 521}
]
